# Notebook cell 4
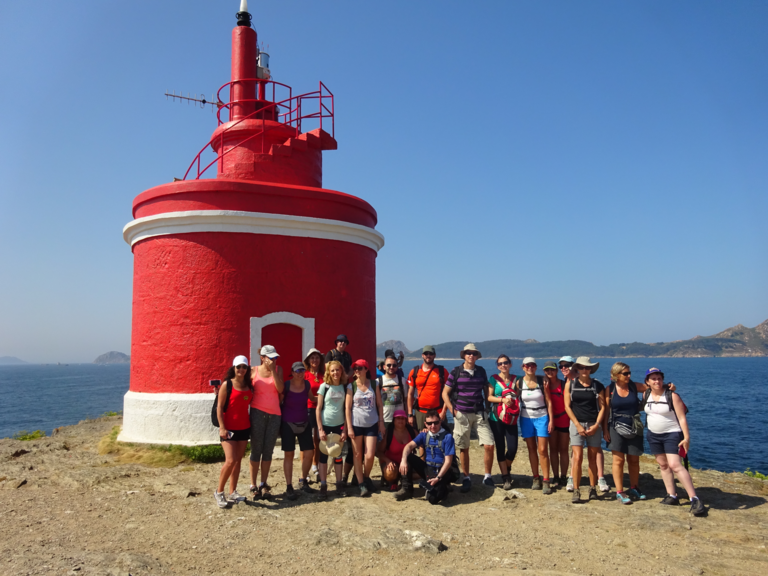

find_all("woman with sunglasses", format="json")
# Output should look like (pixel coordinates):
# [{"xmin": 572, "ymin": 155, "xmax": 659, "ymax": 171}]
[
  {"xmin": 303, "ymin": 348, "xmax": 325, "ymax": 480},
  {"xmin": 543, "ymin": 361, "xmax": 570, "ymax": 489},
  {"xmin": 486, "ymin": 354, "xmax": 519, "ymax": 490},
  {"xmin": 516, "ymin": 358, "xmax": 554, "ymax": 494},
  {"xmin": 248, "ymin": 345, "xmax": 284, "ymax": 500},
  {"xmin": 315, "ymin": 360, "xmax": 348, "ymax": 500},
  {"xmin": 346, "ymin": 359, "xmax": 385, "ymax": 497},
  {"xmin": 214, "ymin": 356, "xmax": 253, "ymax": 508},
  {"xmin": 281, "ymin": 362, "xmax": 318, "ymax": 500},
  {"xmin": 564, "ymin": 356, "xmax": 606, "ymax": 503},
  {"xmin": 644, "ymin": 368, "xmax": 704, "ymax": 515}
]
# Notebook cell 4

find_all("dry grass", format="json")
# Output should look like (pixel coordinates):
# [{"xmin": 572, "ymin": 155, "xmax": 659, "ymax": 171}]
[{"xmin": 97, "ymin": 426, "xmax": 226, "ymax": 468}]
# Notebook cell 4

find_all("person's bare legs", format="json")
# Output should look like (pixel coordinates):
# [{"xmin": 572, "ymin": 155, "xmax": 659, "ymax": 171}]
[
  {"xmin": 627, "ymin": 454, "xmax": 640, "ymax": 488},
  {"xmin": 572, "ymin": 445, "xmax": 584, "ymax": 490},
  {"xmin": 363, "ymin": 436, "xmax": 377, "ymax": 478},
  {"xmin": 284, "ymin": 451, "xmax": 295, "ymax": 485},
  {"xmin": 301, "ymin": 449, "xmax": 313, "ymax": 480},
  {"xmin": 228, "ymin": 441, "xmax": 247, "ymax": 493},
  {"xmin": 537, "ymin": 436, "xmax": 550, "ymax": 479},
  {"xmin": 352, "ymin": 436, "xmax": 365, "ymax": 484},
  {"xmin": 525, "ymin": 437, "xmax": 539, "ymax": 477},
  {"xmin": 260, "ymin": 460, "xmax": 271, "ymax": 485},
  {"xmin": 249, "ymin": 460, "xmax": 259, "ymax": 487},
  {"xmin": 459, "ymin": 448, "xmax": 470, "ymax": 477},
  {"xmin": 483, "ymin": 444, "xmax": 494, "ymax": 475},
  {"xmin": 587, "ymin": 447, "xmax": 599, "ymax": 487},
  {"xmin": 218, "ymin": 441, "xmax": 238, "ymax": 494},
  {"xmin": 596, "ymin": 449, "xmax": 606, "ymax": 481},
  {"xmin": 612, "ymin": 451, "xmax": 626, "ymax": 492},
  {"xmin": 658, "ymin": 453, "xmax": 697, "ymax": 498}
]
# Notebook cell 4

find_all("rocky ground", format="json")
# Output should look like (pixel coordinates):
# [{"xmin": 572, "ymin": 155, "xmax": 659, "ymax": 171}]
[{"xmin": 1, "ymin": 416, "xmax": 767, "ymax": 576}]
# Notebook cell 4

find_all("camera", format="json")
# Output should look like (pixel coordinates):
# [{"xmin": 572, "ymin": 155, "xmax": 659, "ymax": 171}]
[{"xmin": 209, "ymin": 379, "xmax": 222, "ymax": 387}]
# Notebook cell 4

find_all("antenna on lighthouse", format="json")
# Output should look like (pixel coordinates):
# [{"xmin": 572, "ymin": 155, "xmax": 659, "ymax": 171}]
[
  {"xmin": 164, "ymin": 90, "xmax": 222, "ymax": 113},
  {"xmin": 236, "ymin": 0, "xmax": 252, "ymax": 27}
]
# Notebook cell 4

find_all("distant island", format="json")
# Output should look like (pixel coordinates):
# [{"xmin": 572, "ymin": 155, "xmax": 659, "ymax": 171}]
[
  {"xmin": 93, "ymin": 351, "xmax": 130, "ymax": 365},
  {"xmin": 377, "ymin": 319, "xmax": 768, "ymax": 360},
  {"xmin": 0, "ymin": 356, "xmax": 27, "ymax": 365}
]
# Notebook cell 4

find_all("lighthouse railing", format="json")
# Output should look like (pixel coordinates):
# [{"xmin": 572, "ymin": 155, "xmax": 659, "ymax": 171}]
[{"xmin": 182, "ymin": 82, "xmax": 334, "ymax": 181}]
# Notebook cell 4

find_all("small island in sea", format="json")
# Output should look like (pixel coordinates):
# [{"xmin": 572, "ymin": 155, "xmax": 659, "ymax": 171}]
[
  {"xmin": 0, "ymin": 356, "xmax": 28, "ymax": 365},
  {"xmin": 93, "ymin": 351, "xmax": 130, "ymax": 365}
]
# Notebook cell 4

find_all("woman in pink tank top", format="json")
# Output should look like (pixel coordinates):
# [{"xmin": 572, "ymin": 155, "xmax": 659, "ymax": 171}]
[
  {"xmin": 376, "ymin": 410, "xmax": 418, "ymax": 492},
  {"xmin": 247, "ymin": 345, "xmax": 284, "ymax": 500}
]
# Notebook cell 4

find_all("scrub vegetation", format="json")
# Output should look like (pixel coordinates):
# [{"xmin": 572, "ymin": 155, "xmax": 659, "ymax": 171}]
[
  {"xmin": 13, "ymin": 430, "xmax": 46, "ymax": 441},
  {"xmin": 98, "ymin": 426, "xmax": 227, "ymax": 467}
]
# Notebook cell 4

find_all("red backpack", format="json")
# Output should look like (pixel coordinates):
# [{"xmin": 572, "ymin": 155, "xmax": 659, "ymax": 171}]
[{"xmin": 492, "ymin": 375, "xmax": 520, "ymax": 425}]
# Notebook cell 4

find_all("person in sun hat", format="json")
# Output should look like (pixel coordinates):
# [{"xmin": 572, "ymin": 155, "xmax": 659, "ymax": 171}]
[
  {"xmin": 543, "ymin": 360, "xmax": 570, "ymax": 489},
  {"xmin": 377, "ymin": 409, "xmax": 419, "ymax": 492},
  {"xmin": 302, "ymin": 347, "xmax": 325, "ymax": 480},
  {"xmin": 643, "ymin": 368, "xmax": 704, "ymax": 516},
  {"xmin": 442, "ymin": 343, "xmax": 495, "ymax": 492},
  {"xmin": 280, "ymin": 361, "xmax": 317, "ymax": 500},
  {"xmin": 248, "ymin": 345, "xmax": 284, "ymax": 500},
  {"xmin": 213, "ymin": 355, "xmax": 253, "ymax": 508},
  {"xmin": 563, "ymin": 356, "xmax": 607, "ymax": 504},
  {"xmin": 325, "ymin": 334, "xmax": 352, "ymax": 375}
]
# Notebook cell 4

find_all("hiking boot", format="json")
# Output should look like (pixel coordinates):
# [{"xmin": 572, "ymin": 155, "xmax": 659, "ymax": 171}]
[
  {"xmin": 598, "ymin": 477, "xmax": 610, "ymax": 493},
  {"xmin": 660, "ymin": 495, "xmax": 680, "ymax": 506},
  {"xmin": 483, "ymin": 476, "xmax": 495, "ymax": 488},
  {"xmin": 249, "ymin": 485, "xmax": 261, "ymax": 500},
  {"xmin": 299, "ymin": 480, "xmax": 316, "ymax": 494},
  {"xmin": 364, "ymin": 477, "xmax": 375, "ymax": 492},
  {"xmin": 318, "ymin": 484, "xmax": 328, "ymax": 501},
  {"xmin": 359, "ymin": 483, "xmax": 370, "ymax": 497},
  {"xmin": 588, "ymin": 487, "xmax": 598, "ymax": 501},
  {"xmin": 689, "ymin": 497, "xmax": 705, "ymax": 516},
  {"xmin": 542, "ymin": 481, "xmax": 552, "ymax": 495},
  {"xmin": 336, "ymin": 482, "xmax": 348, "ymax": 497},
  {"xmin": 285, "ymin": 485, "xmax": 299, "ymax": 501},
  {"xmin": 626, "ymin": 487, "xmax": 646, "ymax": 501},
  {"xmin": 566, "ymin": 476, "xmax": 574, "ymax": 492},
  {"xmin": 571, "ymin": 488, "xmax": 581, "ymax": 504},
  {"xmin": 460, "ymin": 477, "xmax": 472, "ymax": 493},
  {"xmin": 260, "ymin": 483, "xmax": 272, "ymax": 500},
  {"xmin": 214, "ymin": 491, "xmax": 228, "ymax": 508},
  {"xmin": 503, "ymin": 475, "xmax": 513, "ymax": 491},
  {"xmin": 616, "ymin": 492, "xmax": 632, "ymax": 505},
  {"xmin": 227, "ymin": 490, "xmax": 246, "ymax": 503},
  {"xmin": 394, "ymin": 484, "xmax": 414, "ymax": 501},
  {"xmin": 350, "ymin": 475, "xmax": 359, "ymax": 487},
  {"xmin": 531, "ymin": 477, "xmax": 542, "ymax": 490}
]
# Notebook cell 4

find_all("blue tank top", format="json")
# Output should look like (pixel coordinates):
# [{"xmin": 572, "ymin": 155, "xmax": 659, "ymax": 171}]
[{"xmin": 609, "ymin": 382, "xmax": 639, "ymax": 424}]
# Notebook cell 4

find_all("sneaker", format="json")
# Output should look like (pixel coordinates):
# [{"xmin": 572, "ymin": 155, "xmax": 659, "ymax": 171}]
[
  {"xmin": 214, "ymin": 491, "xmax": 228, "ymax": 508},
  {"xmin": 598, "ymin": 477, "xmax": 610, "ymax": 493},
  {"xmin": 542, "ymin": 481, "xmax": 552, "ymax": 495},
  {"xmin": 227, "ymin": 490, "xmax": 246, "ymax": 503},
  {"xmin": 503, "ymin": 475, "xmax": 513, "ymax": 491},
  {"xmin": 566, "ymin": 477, "xmax": 574, "ymax": 492},
  {"xmin": 394, "ymin": 484, "xmax": 414, "ymax": 501},
  {"xmin": 689, "ymin": 497, "xmax": 705, "ymax": 516},
  {"xmin": 260, "ymin": 483, "xmax": 272, "ymax": 500},
  {"xmin": 588, "ymin": 487, "xmax": 598, "ymax": 501},
  {"xmin": 531, "ymin": 477, "xmax": 542, "ymax": 490},
  {"xmin": 626, "ymin": 487, "xmax": 647, "ymax": 501},
  {"xmin": 318, "ymin": 484, "xmax": 328, "ymax": 501},
  {"xmin": 616, "ymin": 492, "xmax": 632, "ymax": 505},
  {"xmin": 460, "ymin": 477, "xmax": 472, "ymax": 493},
  {"xmin": 359, "ymin": 483, "xmax": 370, "ymax": 497},
  {"xmin": 310, "ymin": 465, "xmax": 319, "ymax": 476},
  {"xmin": 660, "ymin": 495, "xmax": 680, "ymax": 506},
  {"xmin": 285, "ymin": 485, "xmax": 299, "ymax": 501},
  {"xmin": 249, "ymin": 485, "xmax": 261, "ymax": 500},
  {"xmin": 571, "ymin": 488, "xmax": 581, "ymax": 504},
  {"xmin": 483, "ymin": 476, "xmax": 495, "ymax": 488}
]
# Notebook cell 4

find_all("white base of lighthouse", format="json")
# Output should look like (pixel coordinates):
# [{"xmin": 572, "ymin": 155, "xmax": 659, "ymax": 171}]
[{"xmin": 117, "ymin": 391, "xmax": 219, "ymax": 445}]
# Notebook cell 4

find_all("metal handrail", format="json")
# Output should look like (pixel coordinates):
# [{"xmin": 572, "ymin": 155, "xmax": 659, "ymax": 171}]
[{"xmin": 182, "ymin": 80, "xmax": 334, "ymax": 180}]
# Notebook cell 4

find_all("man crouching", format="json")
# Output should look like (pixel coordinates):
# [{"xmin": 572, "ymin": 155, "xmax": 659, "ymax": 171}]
[{"xmin": 396, "ymin": 409, "xmax": 457, "ymax": 504}]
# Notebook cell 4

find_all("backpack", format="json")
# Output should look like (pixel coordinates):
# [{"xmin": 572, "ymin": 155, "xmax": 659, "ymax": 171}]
[
  {"xmin": 568, "ymin": 377, "xmax": 603, "ymax": 414},
  {"xmin": 425, "ymin": 429, "xmax": 460, "ymax": 481},
  {"xmin": 210, "ymin": 379, "xmax": 233, "ymax": 427},
  {"xmin": 514, "ymin": 376, "xmax": 548, "ymax": 416},
  {"xmin": 491, "ymin": 374, "xmax": 520, "ymax": 425},
  {"xmin": 449, "ymin": 365, "xmax": 488, "ymax": 415},
  {"xmin": 410, "ymin": 364, "xmax": 447, "ymax": 411},
  {"xmin": 377, "ymin": 374, "xmax": 405, "ymax": 407},
  {"xmin": 641, "ymin": 387, "xmax": 688, "ymax": 418}
]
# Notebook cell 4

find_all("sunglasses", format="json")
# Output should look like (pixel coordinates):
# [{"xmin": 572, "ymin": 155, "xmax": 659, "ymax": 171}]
[
  {"xmin": 559, "ymin": 363, "xmax": 573, "ymax": 368},
  {"xmin": 576, "ymin": 366, "xmax": 591, "ymax": 371},
  {"xmin": 385, "ymin": 364, "xmax": 397, "ymax": 368},
  {"xmin": 294, "ymin": 368, "xmax": 306, "ymax": 373},
  {"xmin": 353, "ymin": 366, "xmax": 366, "ymax": 372},
  {"xmin": 497, "ymin": 360, "xmax": 511, "ymax": 367},
  {"xmin": 523, "ymin": 363, "xmax": 537, "ymax": 368},
  {"xmin": 235, "ymin": 365, "xmax": 248, "ymax": 370},
  {"xmin": 621, "ymin": 371, "xmax": 631, "ymax": 376},
  {"xmin": 425, "ymin": 421, "xmax": 440, "ymax": 426},
  {"xmin": 422, "ymin": 352, "xmax": 435, "ymax": 356},
  {"xmin": 464, "ymin": 351, "xmax": 479, "ymax": 357}
]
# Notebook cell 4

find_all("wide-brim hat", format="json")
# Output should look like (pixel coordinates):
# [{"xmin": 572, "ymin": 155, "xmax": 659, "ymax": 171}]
[
  {"xmin": 460, "ymin": 343, "xmax": 482, "ymax": 359},
  {"xmin": 573, "ymin": 356, "xmax": 599, "ymax": 374},
  {"xmin": 319, "ymin": 433, "xmax": 342, "ymax": 458},
  {"xmin": 304, "ymin": 348, "xmax": 323, "ymax": 362}
]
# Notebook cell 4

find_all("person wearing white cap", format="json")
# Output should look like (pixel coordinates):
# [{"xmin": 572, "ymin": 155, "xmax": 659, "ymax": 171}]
[
  {"xmin": 248, "ymin": 345, "xmax": 284, "ymax": 500},
  {"xmin": 303, "ymin": 348, "xmax": 326, "ymax": 478},
  {"xmin": 515, "ymin": 358, "xmax": 554, "ymax": 494},
  {"xmin": 213, "ymin": 356, "xmax": 253, "ymax": 508}
]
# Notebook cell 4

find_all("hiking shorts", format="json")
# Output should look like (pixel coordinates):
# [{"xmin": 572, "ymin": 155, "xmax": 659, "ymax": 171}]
[
  {"xmin": 647, "ymin": 430, "xmax": 684, "ymax": 455},
  {"xmin": 569, "ymin": 421, "xmax": 603, "ymax": 448},
  {"xmin": 452, "ymin": 410, "xmax": 494, "ymax": 450},
  {"xmin": 520, "ymin": 415, "xmax": 550, "ymax": 439}
]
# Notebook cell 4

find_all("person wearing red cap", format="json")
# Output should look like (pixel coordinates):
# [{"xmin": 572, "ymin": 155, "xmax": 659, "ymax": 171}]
[{"xmin": 346, "ymin": 359, "xmax": 385, "ymax": 496}]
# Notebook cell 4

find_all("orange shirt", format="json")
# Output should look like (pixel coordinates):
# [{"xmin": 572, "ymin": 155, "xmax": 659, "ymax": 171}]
[{"xmin": 407, "ymin": 364, "xmax": 446, "ymax": 413}]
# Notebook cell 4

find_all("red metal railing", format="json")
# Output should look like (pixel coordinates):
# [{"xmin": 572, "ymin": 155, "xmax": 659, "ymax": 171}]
[{"xmin": 182, "ymin": 80, "xmax": 334, "ymax": 180}]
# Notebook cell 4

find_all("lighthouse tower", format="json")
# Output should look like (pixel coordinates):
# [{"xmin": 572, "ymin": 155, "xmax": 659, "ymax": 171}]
[{"xmin": 119, "ymin": 2, "xmax": 384, "ymax": 445}]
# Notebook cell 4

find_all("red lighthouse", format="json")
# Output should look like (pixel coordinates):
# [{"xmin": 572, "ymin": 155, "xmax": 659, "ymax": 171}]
[{"xmin": 119, "ymin": 2, "xmax": 384, "ymax": 444}]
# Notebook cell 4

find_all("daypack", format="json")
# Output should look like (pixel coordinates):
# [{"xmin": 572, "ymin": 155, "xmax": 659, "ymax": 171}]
[
  {"xmin": 424, "ymin": 429, "xmax": 460, "ymax": 480},
  {"xmin": 641, "ymin": 387, "xmax": 688, "ymax": 418},
  {"xmin": 514, "ymin": 376, "xmax": 547, "ymax": 416},
  {"xmin": 448, "ymin": 365, "xmax": 488, "ymax": 415},
  {"xmin": 492, "ymin": 374, "xmax": 520, "ymax": 425},
  {"xmin": 568, "ymin": 377, "xmax": 603, "ymax": 414},
  {"xmin": 410, "ymin": 364, "xmax": 447, "ymax": 411},
  {"xmin": 377, "ymin": 374, "xmax": 405, "ymax": 407},
  {"xmin": 210, "ymin": 379, "xmax": 233, "ymax": 427}
]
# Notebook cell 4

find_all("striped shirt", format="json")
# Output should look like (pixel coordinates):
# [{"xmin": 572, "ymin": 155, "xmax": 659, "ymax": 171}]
[{"xmin": 445, "ymin": 365, "xmax": 488, "ymax": 414}]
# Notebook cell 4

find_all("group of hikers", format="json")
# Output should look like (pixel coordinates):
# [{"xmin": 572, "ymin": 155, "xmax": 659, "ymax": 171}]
[{"xmin": 213, "ymin": 334, "xmax": 705, "ymax": 516}]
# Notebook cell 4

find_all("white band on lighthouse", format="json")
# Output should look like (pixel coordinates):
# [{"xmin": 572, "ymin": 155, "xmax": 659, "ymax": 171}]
[{"xmin": 123, "ymin": 210, "xmax": 385, "ymax": 252}]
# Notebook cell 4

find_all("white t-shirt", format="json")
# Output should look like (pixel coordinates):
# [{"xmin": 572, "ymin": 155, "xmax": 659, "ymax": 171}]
[{"xmin": 379, "ymin": 374, "xmax": 405, "ymax": 423}]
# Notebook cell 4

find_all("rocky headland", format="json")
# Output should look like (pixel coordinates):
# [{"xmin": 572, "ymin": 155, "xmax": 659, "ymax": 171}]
[{"xmin": 93, "ymin": 351, "xmax": 130, "ymax": 365}]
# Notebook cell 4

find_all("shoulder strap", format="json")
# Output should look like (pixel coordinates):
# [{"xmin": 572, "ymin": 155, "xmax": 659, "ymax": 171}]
[
  {"xmin": 536, "ymin": 375, "xmax": 545, "ymax": 391},
  {"xmin": 223, "ymin": 379, "xmax": 233, "ymax": 413},
  {"xmin": 514, "ymin": 376, "xmax": 524, "ymax": 392},
  {"xmin": 437, "ymin": 365, "xmax": 446, "ymax": 384},
  {"xmin": 397, "ymin": 374, "xmax": 405, "ymax": 398},
  {"xmin": 376, "ymin": 375, "xmax": 383, "ymax": 388}
]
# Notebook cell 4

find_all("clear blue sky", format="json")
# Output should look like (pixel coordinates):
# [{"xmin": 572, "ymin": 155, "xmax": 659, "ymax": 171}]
[{"xmin": 0, "ymin": 1, "xmax": 766, "ymax": 362}]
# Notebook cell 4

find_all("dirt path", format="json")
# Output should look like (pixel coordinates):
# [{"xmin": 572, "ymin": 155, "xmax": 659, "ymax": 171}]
[{"xmin": 1, "ymin": 416, "xmax": 766, "ymax": 575}]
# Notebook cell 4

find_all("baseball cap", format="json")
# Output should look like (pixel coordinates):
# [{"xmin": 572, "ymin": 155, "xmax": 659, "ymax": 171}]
[
  {"xmin": 232, "ymin": 355, "xmax": 249, "ymax": 366},
  {"xmin": 422, "ymin": 345, "xmax": 436, "ymax": 354},
  {"xmin": 522, "ymin": 357, "xmax": 537, "ymax": 365},
  {"xmin": 291, "ymin": 361, "xmax": 306, "ymax": 373},
  {"xmin": 543, "ymin": 361, "xmax": 557, "ymax": 370},
  {"xmin": 645, "ymin": 367, "xmax": 664, "ymax": 380},
  {"xmin": 259, "ymin": 345, "xmax": 279, "ymax": 359},
  {"xmin": 335, "ymin": 334, "xmax": 349, "ymax": 344},
  {"xmin": 351, "ymin": 359, "xmax": 369, "ymax": 370},
  {"xmin": 559, "ymin": 356, "xmax": 576, "ymax": 364}
]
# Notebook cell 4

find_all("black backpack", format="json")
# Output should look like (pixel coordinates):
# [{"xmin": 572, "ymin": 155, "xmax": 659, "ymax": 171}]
[
  {"xmin": 210, "ymin": 379, "xmax": 233, "ymax": 427},
  {"xmin": 640, "ymin": 387, "xmax": 689, "ymax": 418}
]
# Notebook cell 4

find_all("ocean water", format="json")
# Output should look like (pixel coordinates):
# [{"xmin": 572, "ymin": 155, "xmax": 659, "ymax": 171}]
[{"xmin": 1, "ymin": 358, "xmax": 766, "ymax": 474}]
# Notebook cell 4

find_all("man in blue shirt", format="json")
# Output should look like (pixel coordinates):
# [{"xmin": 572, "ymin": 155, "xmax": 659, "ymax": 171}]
[{"xmin": 396, "ymin": 409, "xmax": 456, "ymax": 504}]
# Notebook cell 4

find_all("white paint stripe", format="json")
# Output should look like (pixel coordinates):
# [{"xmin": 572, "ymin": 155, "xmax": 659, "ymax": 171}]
[{"xmin": 123, "ymin": 210, "xmax": 385, "ymax": 252}]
